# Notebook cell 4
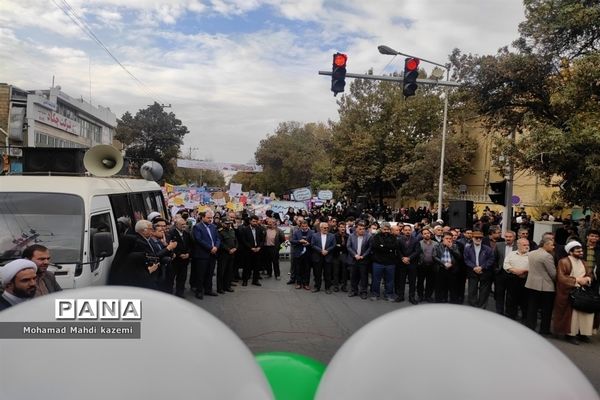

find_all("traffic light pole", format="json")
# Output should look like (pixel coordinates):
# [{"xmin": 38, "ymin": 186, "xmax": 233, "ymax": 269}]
[
  {"xmin": 502, "ymin": 130, "xmax": 515, "ymax": 236},
  {"xmin": 318, "ymin": 71, "xmax": 461, "ymax": 88},
  {"xmin": 320, "ymin": 67, "xmax": 460, "ymax": 221},
  {"xmin": 437, "ymin": 68, "xmax": 450, "ymax": 221}
]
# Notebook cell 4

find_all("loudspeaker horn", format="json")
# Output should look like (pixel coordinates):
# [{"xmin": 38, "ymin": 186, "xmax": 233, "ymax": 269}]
[
  {"xmin": 83, "ymin": 145, "xmax": 124, "ymax": 177},
  {"xmin": 140, "ymin": 161, "xmax": 163, "ymax": 181}
]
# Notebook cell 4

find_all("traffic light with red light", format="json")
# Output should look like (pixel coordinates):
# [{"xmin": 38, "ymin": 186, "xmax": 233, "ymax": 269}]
[
  {"xmin": 331, "ymin": 52, "xmax": 348, "ymax": 96},
  {"xmin": 489, "ymin": 180, "xmax": 507, "ymax": 206},
  {"xmin": 403, "ymin": 57, "xmax": 420, "ymax": 97}
]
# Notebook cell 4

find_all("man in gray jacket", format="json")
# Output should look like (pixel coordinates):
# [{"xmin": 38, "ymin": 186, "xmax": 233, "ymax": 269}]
[
  {"xmin": 346, "ymin": 222, "xmax": 372, "ymax": 299},
  {"xmin": 525, "ymin": 237, "xmax": 556, "ymax": 336}
]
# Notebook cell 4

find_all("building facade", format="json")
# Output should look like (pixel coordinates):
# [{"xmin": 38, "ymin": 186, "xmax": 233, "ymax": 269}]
[{"xmin": 1, "ymin": 83, "xmax": 116, "ymax": 151}]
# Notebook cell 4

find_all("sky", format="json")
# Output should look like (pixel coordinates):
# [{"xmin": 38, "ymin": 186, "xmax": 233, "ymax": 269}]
[{"xmin": 0, "ymin": 0, "xmax": 526, "ymax": 164}]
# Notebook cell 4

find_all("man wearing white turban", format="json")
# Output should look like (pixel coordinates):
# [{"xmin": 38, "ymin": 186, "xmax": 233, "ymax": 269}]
[
  {"xmin": 552, "ymin": 241, "xmax": 595, "ymax": 345},
  {"xmin": 0, "ymin": 259, "xmax": 38, "ymax": 311}
]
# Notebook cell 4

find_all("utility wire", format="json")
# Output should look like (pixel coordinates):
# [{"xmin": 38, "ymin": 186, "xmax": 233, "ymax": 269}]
[
  {"xmin": 51, "ymin": 0, "xmax": 165, "ymax": 104},
  {"xmin": 379, "ymin": 55, "xmax": 397, "ymax": 76}
]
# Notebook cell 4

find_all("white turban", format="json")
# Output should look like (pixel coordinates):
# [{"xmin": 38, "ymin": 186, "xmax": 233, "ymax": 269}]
[
  {"xmin": 147, "ymin": 212, "xmax": 161, "ymax": 222},
  {"xmin": 0, "ymin": 259, "xmax": 37, "ymax": 288},
  {"xmin": 565, "ymin": 241, "xmax": 582, "ymax": 254}
]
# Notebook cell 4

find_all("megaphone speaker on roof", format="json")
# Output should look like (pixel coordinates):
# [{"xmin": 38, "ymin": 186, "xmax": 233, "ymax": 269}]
[
  {"xmin": 140, "ymin": 161, "xmax": 163, "ymax": 181},
  {"xmin": 83, "ymin": 145, "xmax": 124, "ymax": 177}
]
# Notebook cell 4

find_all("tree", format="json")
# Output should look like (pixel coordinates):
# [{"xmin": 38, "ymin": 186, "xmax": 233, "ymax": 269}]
[
  {"xmin": 330, "ymin": 69, "xmax": 477, "ymax": 204},
  {"xmin": 454, "ymin": 0, "xmax": 600, "ymax": 210},
  {"xmin": 230, "ymin": 171, "xmax": 267, "ymax": 193},
  {"xmin": 515, "ymin": 0, "xmax": 600, "ymax": 60},
  {"xmin": 171, "ymin": 167, "xmax": 225, "ymax": 187},
  {"xmin": 253, "ymin": 121, "xmax": 338, "ymax": 195},
  {"xmin": 115, "ymin": 102, "xmax": 189, "ymax": 182}
]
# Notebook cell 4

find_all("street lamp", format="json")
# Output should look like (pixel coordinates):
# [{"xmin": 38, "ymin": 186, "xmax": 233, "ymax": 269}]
[{"xmin": 377, "ymin": 45, "xmax": 450, "ymax": 221}]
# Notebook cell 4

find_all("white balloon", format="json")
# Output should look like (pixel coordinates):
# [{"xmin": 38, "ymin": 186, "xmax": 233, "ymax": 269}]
[
  {"xmin": 316, "ymin": 305, "xmax": 598, "ymax": 399},
  {"xmin": 0, "ymin": 287, "xmax": 272, "ymax": 400}
]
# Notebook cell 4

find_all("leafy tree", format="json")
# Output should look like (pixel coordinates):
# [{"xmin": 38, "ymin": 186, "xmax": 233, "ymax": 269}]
[
  {"xmin": 171, "ymin": 167, "xmax": 225, "ymax": 187},
  {"xmin": 330, "ymin": 70, "xmax": 477, "ymax": 204},
  {"xmin": 454, "ymin": 0, "xmax": 600, "ymax": 210},
  {"xmin": 253, "ymin": 121, "xmax": 339, "ymax": 195},
  {"xmin": 230, "ymin": 171, "xmax": 267, "ymax": 193},
  {"xmin": 115, "ymin": 102, "xmax": 189, "ymax": 182},
  {"xmin": 515, "ymin": 0, "xmax": 600, "ymax": 59}
]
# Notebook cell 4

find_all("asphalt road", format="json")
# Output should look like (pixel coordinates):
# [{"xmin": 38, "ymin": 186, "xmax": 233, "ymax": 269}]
[{"xmin": 189, "ymin": 260, "xmax": 600, "ymax": 394}]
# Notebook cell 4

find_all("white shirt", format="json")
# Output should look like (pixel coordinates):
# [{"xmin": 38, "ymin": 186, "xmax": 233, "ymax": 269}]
[
  {"xmin": 204, "ymin": 223, "xmax": 214, "ymax": 246},
  {"xmin": 357, "ymin": 236, "xmax": 364, "ymax": 256},
  {"xmin": 474, "ymin": 245, "xmax": 481, "ymax": 266},
  {"xmin": 504, "ymin": 250, "xmax": 530, "ymax": 273},
  {"xmin": 321, "ymin": 234, "xmax": 327, "ymax": 251}
]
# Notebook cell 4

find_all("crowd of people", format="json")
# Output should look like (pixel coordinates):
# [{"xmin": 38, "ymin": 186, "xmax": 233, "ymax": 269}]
[
  {"xmin": 1, "ymin": 202, "xmax": 598, "ymax": 347},
  {"xmin": 110, "ymin": 203, "xmax": 600, "ymax": 344}
]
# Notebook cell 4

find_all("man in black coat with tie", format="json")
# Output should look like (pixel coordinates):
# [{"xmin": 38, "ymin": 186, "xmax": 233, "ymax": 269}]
[
  {"xmin": 396, "ymin": 224, "xmax": 421, "ymax": 304},
  {"xmin": 166, "ymin": 216, "xmax": 192, "ymax": 297},
  {"xmin": 192, "ymin": 211, "xmax": 221, "ymax": 298},
  {"xmin": 310, "ymin": 222, "xmax": 337, "ymax": 293},
  {"xmin": 240, "ymin": 215, "xmax": 266, "ymax": 286}
]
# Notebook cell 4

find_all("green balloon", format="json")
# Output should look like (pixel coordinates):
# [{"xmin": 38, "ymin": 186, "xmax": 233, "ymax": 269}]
[{"xmin": 256, "ymin": 352, "xmax": 326, "ymax": 400}]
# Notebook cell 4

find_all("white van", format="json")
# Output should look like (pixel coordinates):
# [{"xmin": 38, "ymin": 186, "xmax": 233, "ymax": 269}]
[{"xmin": 0, "ymin": 176, "xmax": 167, "ymax": 288}]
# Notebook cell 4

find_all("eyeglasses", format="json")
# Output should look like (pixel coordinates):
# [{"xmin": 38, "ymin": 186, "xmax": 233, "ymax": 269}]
[{"xmin": 155, "ymin": 224, "xmax": 167, "ymax": 228}]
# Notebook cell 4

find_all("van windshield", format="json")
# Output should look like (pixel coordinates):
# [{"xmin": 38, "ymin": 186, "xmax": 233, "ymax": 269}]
[{"xmin": 0, "ymin": 193, "xmax": 84, "ymax": 263}]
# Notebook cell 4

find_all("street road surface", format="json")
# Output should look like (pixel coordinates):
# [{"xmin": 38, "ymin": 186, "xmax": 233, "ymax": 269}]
[{"xmin": 192, "ymin": 260, "xmax": 600, "ymax": 394}]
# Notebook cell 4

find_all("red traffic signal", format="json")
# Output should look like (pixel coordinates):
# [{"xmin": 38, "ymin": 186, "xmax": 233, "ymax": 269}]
[
  {"xmin": 403, "ymin": 57, "xmax": 420, "ymax": 97},
  {"xmin": 333, "ymin": 53, "xmax": 347, "ymax": 68},
  {"xmin": 405, "ymin": 57, "xmax": 419, "ymax": 71},
  {"xmin": 331, "ymin": 52, "xmax": 348, "ymax": 96}
]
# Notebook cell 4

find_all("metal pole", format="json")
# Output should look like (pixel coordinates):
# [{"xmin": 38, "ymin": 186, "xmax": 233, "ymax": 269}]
[
  {"xmin": 502, "ymin": 131, "xmax": 515, "ymax": 235},
  {"xmin": 318, "ymin": 71, "xmax": 461, "ymax": 87},
  {"xmin": 437, "ymin": 69, "xmax": 450, "ymax": 221}
]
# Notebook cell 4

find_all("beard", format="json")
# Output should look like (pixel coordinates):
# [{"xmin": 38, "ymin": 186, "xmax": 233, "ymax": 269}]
[{"xmin": 13, "ymin": 285, "xmax": 36, "ymax": 299}]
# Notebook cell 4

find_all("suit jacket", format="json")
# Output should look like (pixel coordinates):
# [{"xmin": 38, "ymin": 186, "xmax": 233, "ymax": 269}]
[
  {"xmin": 290, "ymin": 227, "xmax": 313, "ymax": 258},
  {"xmin": 495, "ymin": 242, "xmax": 517, "ymax": 273},
  {"xmin": 464, "ymin": 243, "xmax": 496, "ymax": 271},
  {"xmin": 310, "ymin": 232, "xmax": 336, "ymax": 263},
  {"xmin": 166, "ymin": 227, "xmax": 192, "ymax": 258},
  {"xmin": 432, "ymin": 243, "xmax": 462, "ymax": 273},
  {"xmin": 346, "ymin": 233, "xmax": 372, "ymax": 265},
  {"xmin": 192, "ymin": 222, "xmax": 221, "ymax": 259},
  {"xmin": 239, "ymin": 225, "xmax": 266, "ymax": 250},
  {"xmin": 0, "ymin": 294, "xmax": 13, "ymax": 311},
  {"xmin": 397, "ymin": 235, "xmax": 421, "ymax": 265},
  {"xmin": 35, "ymin": 271, "xmax": 62, "ymax": 295},
  {"xmin": 264, "ymin": 227, "xmax": 286, "ymax": 248},
  {"xmin": 525, "ymin": 248, "xmax": 557, "ymax": 292},
  {"xmin": 133, "ymin": 233, "xmax": 156, "ymax": 256}
]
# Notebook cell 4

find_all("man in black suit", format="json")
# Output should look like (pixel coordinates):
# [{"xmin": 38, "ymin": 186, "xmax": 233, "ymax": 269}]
[
  {"xmin": 310, "ymin": 222, "xmax": 337, "ymax": 293},
  {"xmin": 166, "ymin": 216, "xmax": 192, "ymax": 297},
  {"xmin": 396, "ymin": 224, "xmax": 421, "ymax": 304},
  {"xmin": 493, "ymin": 230, "xmax": 517, "ymax": 315},
  {"xmin": 132, "ymin": 219, "xmax": 160, "ymax": 287},
  {"xmin": 240, "ymin": 215, "xmax": 265, "ymax": 286}
]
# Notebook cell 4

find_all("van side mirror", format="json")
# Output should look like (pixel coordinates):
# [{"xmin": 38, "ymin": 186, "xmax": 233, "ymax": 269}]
[{"xmin": 93, "ymin": 232, "xmax": 114, "ymax": 258}]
